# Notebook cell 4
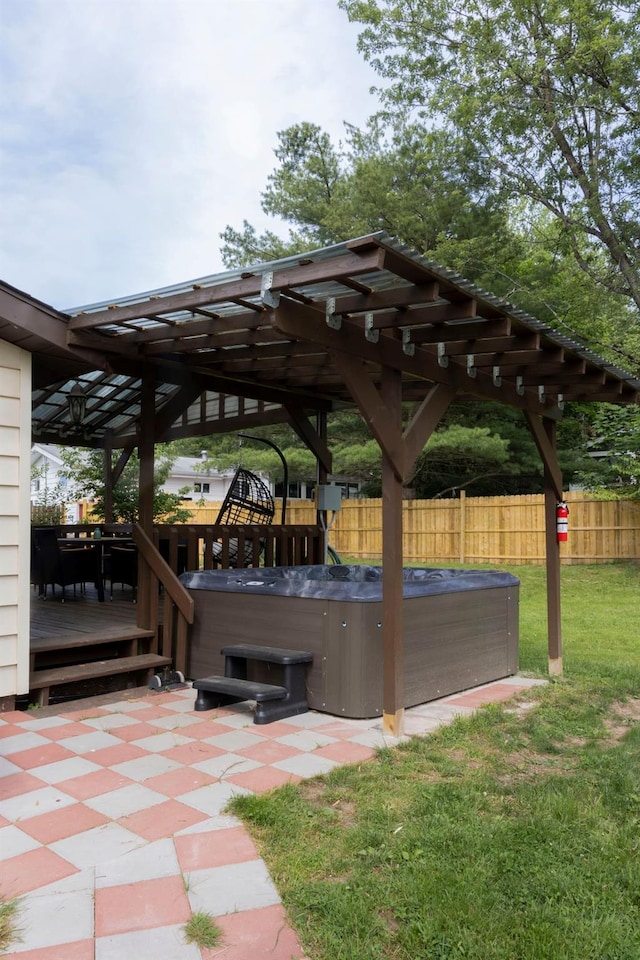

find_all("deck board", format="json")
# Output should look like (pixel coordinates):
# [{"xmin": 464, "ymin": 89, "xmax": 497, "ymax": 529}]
[{"xmin": 30, "ymin": 584, "xmax": 140, "ymax": 641}]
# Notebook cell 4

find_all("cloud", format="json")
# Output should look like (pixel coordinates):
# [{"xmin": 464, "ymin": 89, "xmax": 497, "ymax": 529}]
[{"xmin": 0, "ymin": 0, "xmax": 379, "ymax": 308}]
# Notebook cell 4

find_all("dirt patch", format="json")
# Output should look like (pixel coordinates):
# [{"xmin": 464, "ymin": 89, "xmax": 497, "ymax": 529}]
[{"xmin": 603, "ymin": 698, "xmax": 640, "ymax": 744}]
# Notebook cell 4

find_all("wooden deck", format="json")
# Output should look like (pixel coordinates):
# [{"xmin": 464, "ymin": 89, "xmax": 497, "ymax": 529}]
[
  {"xmin": 30, "ymin": 583, "xmax": 139, "ymax": 642},
  {"xmin": 26, "ymin": 584, "xmax": 167, "ymax": 708}
]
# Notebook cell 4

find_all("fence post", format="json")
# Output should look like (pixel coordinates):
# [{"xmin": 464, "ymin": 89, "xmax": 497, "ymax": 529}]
[{"xmin": 459, "ymin": 490, "xmax": 466, "ymax": 564}]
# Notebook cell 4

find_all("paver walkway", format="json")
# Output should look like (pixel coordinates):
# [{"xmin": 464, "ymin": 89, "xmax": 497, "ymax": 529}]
[{"xmin": 1, "ymin": 676, "xmax": 542, "ymax": 959}]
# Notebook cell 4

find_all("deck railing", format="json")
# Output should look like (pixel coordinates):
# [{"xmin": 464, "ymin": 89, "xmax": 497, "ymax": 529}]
[{"xmin": 51, "ymin": 522, "xmax": 323, "ymax": 676}]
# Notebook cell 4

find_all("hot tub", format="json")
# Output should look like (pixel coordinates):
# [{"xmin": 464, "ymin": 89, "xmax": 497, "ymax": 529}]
[{"xmin": 182, "ymin": 565, "xmax": 519, "ymax": 718}]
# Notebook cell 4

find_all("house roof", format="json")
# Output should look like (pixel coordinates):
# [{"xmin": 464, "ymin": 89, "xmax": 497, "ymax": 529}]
[{"xmin": 3, "ymin": 233, "xmax": 638, "ymax": 449}]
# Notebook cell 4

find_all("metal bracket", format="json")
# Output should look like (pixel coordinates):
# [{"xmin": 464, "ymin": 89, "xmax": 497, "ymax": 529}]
[
  {"xmin": 466, "ymin": 355, "xmax": 477, "ymax": 378},
  {"xmin": 365, "ymin": 312, "xmax": 379, "ymax": 343},
  {"xmin": 326, "ymin": 297, "xmax": 341, "ymax": 330},
  {"xmin": 260, "ymin": 271, "xmax": 280, "ymax": 309},
  {"xmin": 401, "ymin": 328, "xmax": 415, "ymax": 356},
  {"xmin": 516, "ymin": 376, "xmax": 525, "ymax": 396},
  {"xmin": 492, "ymin": 365, "xmax": 502, "ymax": 387},
  {"xmin": 437, "ymin": 342, "xmax": 449, "ymax": 368}
]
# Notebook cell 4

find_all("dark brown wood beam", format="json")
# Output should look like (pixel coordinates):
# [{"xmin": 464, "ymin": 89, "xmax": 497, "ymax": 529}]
[
  {"xmin": 439, "ymin": 334, "xmax": 540, "ymax": 356},
  {"xmin": 402, "ymin": 383, "xmax": 457, "ymax": 484},
  {"xmin": 68, "ymin": 248, "xmax": 385, "ymax": 331},
  {"xmin": 412, "ymin": 318, "xmax": 512, "ymax": 343},
  {"xmin": 270, "ymin": 297, "xmax": 562, "ymax": 416},
  {"xmin": 285, "ymin": 405, "xmax": 333, "ymax": 474},
  {"xmin": 331, "ymin": 352, "xmax": 405, "ymax": 482},
  {"xmin": 525, "ymin": 412, "xmax": 563, "ymax": 501}
]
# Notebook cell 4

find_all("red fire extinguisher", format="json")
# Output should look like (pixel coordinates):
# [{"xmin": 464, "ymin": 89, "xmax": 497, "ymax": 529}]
[{"xmin": 556, "ymin": 501, "xmax": 569, "ymax": 542}]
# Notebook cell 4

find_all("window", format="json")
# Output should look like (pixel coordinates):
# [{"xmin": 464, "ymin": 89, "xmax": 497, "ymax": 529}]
[{"xmin": 194, "ymin": 482, "xmax": 210, "ymax": 494}]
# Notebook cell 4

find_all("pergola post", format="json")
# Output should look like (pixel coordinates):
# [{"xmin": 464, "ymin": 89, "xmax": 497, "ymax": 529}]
[
  {"xmin": 381, "ymin": 365, "xmax": 405, "ymax": 736},
  {"xmin": 525, "ymin": 413, "xmax": 564, "ymax": 676},
  {"xmin": 138, "ymin": 368, "xmax": 156, "ymax": 535},
  {"xmin": 543, "ymin": 420, "xmax": 563, "ymax": 675},
  {"xmin": 103, "ymin": 431, "xmax": 114, "ymax": 523}
]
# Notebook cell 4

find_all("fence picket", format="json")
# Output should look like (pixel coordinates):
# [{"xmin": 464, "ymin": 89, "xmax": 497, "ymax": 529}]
[{"xmin": 170, "ymin": 492, "xmax": 640, "ymax": 565}]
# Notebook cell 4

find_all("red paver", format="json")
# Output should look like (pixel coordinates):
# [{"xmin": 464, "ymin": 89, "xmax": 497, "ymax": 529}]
[
  {"xmin": 57, "ymin": 767, "xmax": 133, "ymax": 800},
  {"xmin": 0, "ymin": 723, "xmax": 23, "ymax": 738},
  {"xmin": 246, "ymin": 720, "xmax": 304, "ymax": 739},
  {"xmin": 171, "ymin": 720, "xmax": 232, "ymax": 740},
  {"xmin": 19, "ymin": 801, "xmax": 108, "ymax": 844},
  {"xmin": 226, "ymin": 765, "xmax": 302, "ymax": 793},
  {"xmin": 58, "ymin": 708, "xmax": 110, "ymax": 721},
  {"xmin": 86, "ymin": 742, "xmax": 147, "ymax": 767},
  {"xmin": 143, "ymin": 766, "xmax": 215, "ymax": 798},
  {"xmin": 107, "ymin": 721, "xmax": 164, "ymax": 742},
  {"xmin": 8, "ymin": 742, "xmax": 75, "ymax": 770},
  {"xmin": 2, "ymin": 939, "xmax": 94, "ymax": 960},
  {"xmin": 1, "ymin": 846, "xmax": 78, "ymax": 897},
  {"xmin": 34, "ymin": 721, "xmax": 96, "ymax": 741},
  {"xmin": 0, "ymin": 771, "xmax": 46, "ymax": 800},
  {"xmin": 160, "ymin": 740, "xmax": 226, "ymax": 765},
  {"xmin": 111, "ymin": 705, "xmax": 173, "ymax": 721},
  {"xmin": 313, "ymin": 721, "xmax": 374, "ymax": 740},
  {"xmin": 236, "ymin": 739, "xmax": 302, "ymax": 764},
  {"xmin": 94, "ymin": 875, "xmax": 191, "ymax": 936},
  {"xmin": 314, "ymin": 741, "xmax": 375, "ymax": 764},
  {"xmin": 175, "ymin": 825, "xmax": 260, "ymax": 872},
  {"xmin": 119, "ymin": 798, "xmax": 208, "ymax": 841},
  {"xmin": 211, "ymin": 903, "xmax": 307, "ymax": 960}
]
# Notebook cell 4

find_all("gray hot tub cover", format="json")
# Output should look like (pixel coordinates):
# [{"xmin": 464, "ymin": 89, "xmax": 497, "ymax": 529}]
[{"xmin": 180, "ymin": 564, "xmax": 519, "ymax": 602}]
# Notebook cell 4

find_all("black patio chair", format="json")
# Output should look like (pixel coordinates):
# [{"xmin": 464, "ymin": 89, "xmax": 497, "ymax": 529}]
[
  {"xmin": 108, "ymin": 545, "xmax": 138, "ymax": 602},
  {"xmin": 32, "ymin": 527, "xmax": 96, "ymax": 601},
  {"xmin": 211, "ymin": 467, "xmax": 275, "ymax": 567}
]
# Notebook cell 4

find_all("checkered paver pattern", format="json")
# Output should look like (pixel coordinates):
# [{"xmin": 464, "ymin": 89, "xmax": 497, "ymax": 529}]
[{"xmin": 0, "ymin": 677, "xmax": 542, "ymax": 958}]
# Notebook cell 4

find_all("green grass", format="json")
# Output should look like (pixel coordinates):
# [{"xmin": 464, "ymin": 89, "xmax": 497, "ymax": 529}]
[
  {"xmin": 229, "ymin": 562, "xmax": 640, "ymax": 960},
  {"xmin": 182, "ymin": 911, "xmax": 223, "ymax": 950},
  {"xmin": 0, "ymin": 897, "xmax": 22, "ymax": 953}
]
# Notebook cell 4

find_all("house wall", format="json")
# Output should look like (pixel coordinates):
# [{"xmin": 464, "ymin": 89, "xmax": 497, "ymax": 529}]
[
  {"xmin": 0, "ymin": 340, "xmax": 31, "ymax": 702},
  {"xmin": 163, "ymin": 473, "xmax": 231, "ymax": 502}
]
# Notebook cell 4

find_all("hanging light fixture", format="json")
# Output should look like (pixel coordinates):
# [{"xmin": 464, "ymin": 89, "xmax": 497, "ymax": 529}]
[{"xmin": 67, "ymin": 382, "xmax": 87, "ymax": 425}]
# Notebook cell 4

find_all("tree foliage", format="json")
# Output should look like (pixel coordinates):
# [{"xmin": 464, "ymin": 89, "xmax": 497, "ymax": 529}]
[
  {"xmin": 573, "ymin": 404, "xmax": 640, "ymax": 498},
  {"xmin": 58, "ymin": 448, "xmax": 193, "ymax": 524},
  {"xmin": 341, "ymin": 0, "xmax": 640, "ymax": 312}
]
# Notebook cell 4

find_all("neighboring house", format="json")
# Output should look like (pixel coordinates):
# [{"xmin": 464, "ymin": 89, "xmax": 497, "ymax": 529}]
[
  {"xmin": 274, "ymin": 477, "xmax": 363, "ymax": 500},
  {"xmin": 31, "ymin": 443, "xmax": 67, "ymax": 504},
  {"xmin": 162, "ymin": 452, "xmax": 249, "ymax": 502},
  {"xmin": 30, "ymin": 444, "xmax": 271, "ymax": 510}
]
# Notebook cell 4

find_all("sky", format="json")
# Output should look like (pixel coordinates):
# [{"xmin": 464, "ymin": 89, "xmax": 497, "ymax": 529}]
[{"xmin": 0, "ymin": 0, "xmax": 380, "ymax": 310}]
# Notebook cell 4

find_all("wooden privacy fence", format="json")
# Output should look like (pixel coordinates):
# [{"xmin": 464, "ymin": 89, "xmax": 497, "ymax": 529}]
[{"xmin": 185, "ymin": 492, "xmax": 640, "ymax": 565}]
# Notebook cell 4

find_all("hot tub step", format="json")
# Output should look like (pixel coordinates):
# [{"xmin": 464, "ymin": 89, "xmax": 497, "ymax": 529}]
[
  {"xmin": 194, "ymin": 643, "xmax": 314, "ymax": 723},
  {"xmin": 194, "ymin": 675, "xmax": 286, "ymax": 712}
]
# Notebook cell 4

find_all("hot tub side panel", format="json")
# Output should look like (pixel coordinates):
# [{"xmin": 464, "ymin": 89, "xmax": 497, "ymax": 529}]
[
  {"xmin": 186, "ymin": 591, "xmax": 328, "ymax": 708},
  {"xmin": 402, "ymin": 585, "xmax": 519, "ymax": 707},
  {"xmin": 323, "ymin": 600, "xmax": 383, "ymax": 718}
]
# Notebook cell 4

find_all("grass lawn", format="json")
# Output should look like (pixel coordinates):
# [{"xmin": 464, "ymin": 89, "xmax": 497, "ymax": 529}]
[{"xmin": 230, "ymin": 562, "xmax": 640, "ymax": 960}]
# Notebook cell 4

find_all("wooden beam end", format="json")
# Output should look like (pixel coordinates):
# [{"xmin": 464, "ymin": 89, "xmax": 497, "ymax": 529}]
[
  {"xmin": 382, "ymin": 709, "xmax": 405, "ymax": 738},
  {"xmin": 548, "ymin": 657, "xmax": 563, "ymax": 677}
]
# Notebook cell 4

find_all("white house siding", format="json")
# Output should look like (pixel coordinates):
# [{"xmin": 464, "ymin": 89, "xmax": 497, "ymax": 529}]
[{"xmin": 0, "ymin": 340, "xmax": 31, "ymax": 699}]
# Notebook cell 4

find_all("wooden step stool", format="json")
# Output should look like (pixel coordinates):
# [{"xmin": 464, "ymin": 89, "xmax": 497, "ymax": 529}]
[{"xmin": 193, "ymin": 643, "xmax": 313, "ymax": 724}]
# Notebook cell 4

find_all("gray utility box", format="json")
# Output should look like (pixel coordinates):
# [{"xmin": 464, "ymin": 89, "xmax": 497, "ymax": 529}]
[{"xmin": 182, "ymin": 565, "xmax": 520, "ymax": 719}]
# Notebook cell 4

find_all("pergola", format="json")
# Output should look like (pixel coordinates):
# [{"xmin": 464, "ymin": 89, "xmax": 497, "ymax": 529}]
[{"xmin": 7, "ymin": 233, "xmax": 640, "ymax": 733}]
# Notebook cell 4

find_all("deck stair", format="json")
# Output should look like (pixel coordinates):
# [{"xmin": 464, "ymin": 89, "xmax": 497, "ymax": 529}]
[
  {"xmin": 193, "ymin": 643, "xmax": 313, "ymax": 724},
  {"xmin": 29, "ymin": 627, "xmax": 170, "ymax": 706}
]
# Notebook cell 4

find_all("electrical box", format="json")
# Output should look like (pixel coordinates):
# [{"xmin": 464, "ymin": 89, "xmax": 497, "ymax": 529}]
[{"xmin": 317, "ymin": 484, "xmax": 343, "ymax": 512}]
